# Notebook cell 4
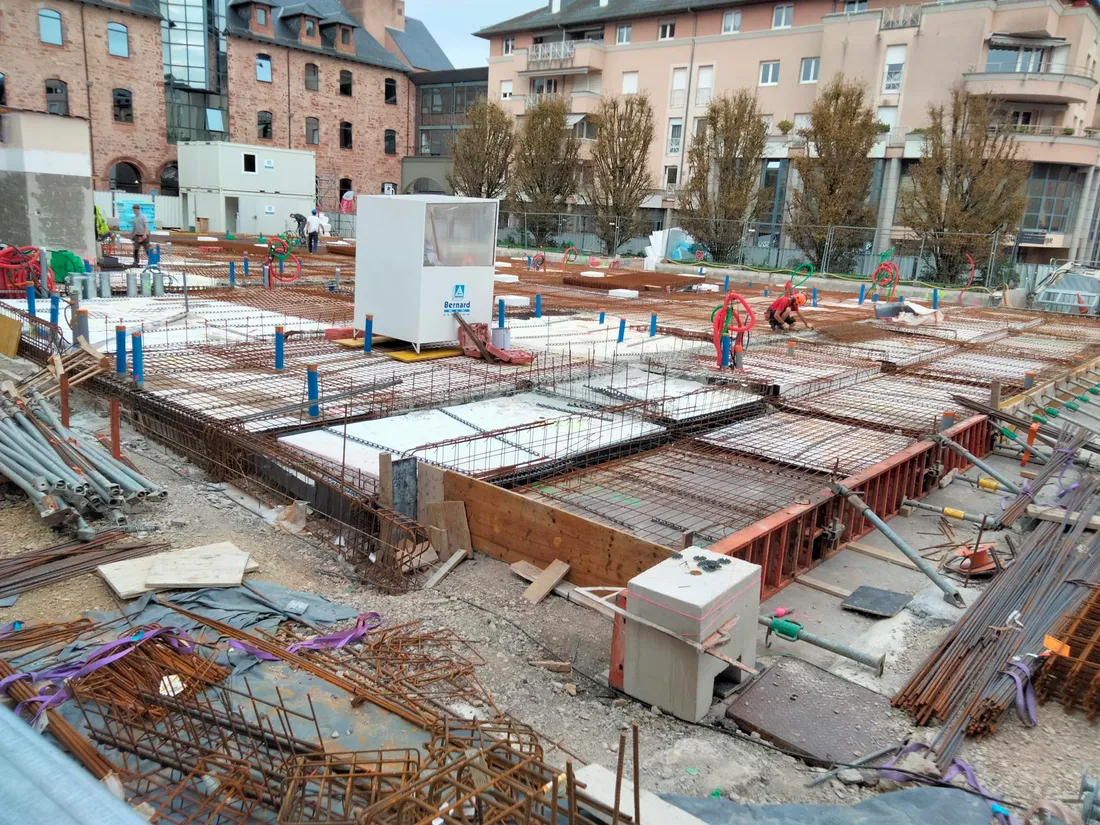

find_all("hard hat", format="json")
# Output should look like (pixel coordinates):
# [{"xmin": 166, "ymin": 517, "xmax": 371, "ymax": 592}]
[{"xmin": 795, "ymin": 292, "xmax": 808, "ymax": 306}]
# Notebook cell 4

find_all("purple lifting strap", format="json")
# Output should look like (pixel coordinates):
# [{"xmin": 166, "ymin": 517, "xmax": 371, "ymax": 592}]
[
  {"xmin": 229, "ymin": 613, "xmax": 382, "ymax": 661},
  {"xmin": 1004, "ymin": 660, "xmax": 1038, "ymax": 727}
]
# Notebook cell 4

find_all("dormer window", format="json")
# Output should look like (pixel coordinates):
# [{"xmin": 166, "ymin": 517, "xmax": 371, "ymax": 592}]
[
  {"xmin": 304, "ymin": 18, "xmax": 315, "ymax": 37},
  {"xmin": 256, "ymin": 6, "xmax": 266, "ymax": 25},
  {"xmin": 341, "ymin": 26, "xmax": 350, "ymax": 45}
]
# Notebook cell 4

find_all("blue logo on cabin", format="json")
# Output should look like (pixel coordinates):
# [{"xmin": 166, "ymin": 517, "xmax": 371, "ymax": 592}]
[{"xmin": 453, "ymin": 285, "xmax": 466, "ymax": 299}]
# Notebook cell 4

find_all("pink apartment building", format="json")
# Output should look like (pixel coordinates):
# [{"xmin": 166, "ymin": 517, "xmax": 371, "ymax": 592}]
[{"xmin": 477, "ymin": 0, "xmax": 1100, "ymax": 265}]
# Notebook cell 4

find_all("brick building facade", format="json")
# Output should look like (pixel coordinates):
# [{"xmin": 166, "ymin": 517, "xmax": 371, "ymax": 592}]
[{"xmin": 1, "ymin": 0, "xmax": 449, "ymax": 208}]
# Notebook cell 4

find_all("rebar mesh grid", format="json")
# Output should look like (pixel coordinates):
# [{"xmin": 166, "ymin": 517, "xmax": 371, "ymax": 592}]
[
  {"xmin": 277, "ymin": 750, "xmax": 422, "ymax": 825},
  {"xmin": 778, "ymin": 375, "xmax": 987, "ymax": 436},
  {"xmin": 969, "ymin": 333, "xmax": 1099, "ymax": 364},
  {"xmin": 121, "ymin": 756, "xmax": 271, "ymax": 825},
  {"xmin": 698, "ymin": 411, "xmax": 914, "ymax": 476},
  {"xmin": 1038, "ymin": 586, "xmax": 1100, "ymax": 723},
  {"xmin": 869, "ymin": 316, "xmax": 1011, "ymax": 344},
  {"xmin": 521, "ymin": 441, "xmax": 825, "ymax": 548},
  {"xmin": 949, "ymin": 307, "xmax": 1045, "ymax": 331},
  {"xmin": 901, "ymin": 350, "xmax": 1059, "ymax": 393}
]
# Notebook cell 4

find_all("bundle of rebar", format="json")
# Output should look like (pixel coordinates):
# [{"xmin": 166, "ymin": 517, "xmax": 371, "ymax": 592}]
[
  {"xmin": 1000, "ymin": 425, "xmax": 1091, "ymax": 526},
  {"xmin": 1038, "ymin": 586, "xmax": 1100, "ymax": 722},
  {"xmin": 893, "ymin": 479, "xmax": 1100, "ymax": 770},
  {"xmin": 0, "ymin": 534, "xmax": 167, "ymax": 599},
  {"xmin": 0, "ymin": 618, "xmax": 93, "ymax": 653},
  {"xmin": 0, "ymin": 390, "xmax": 166, "ymax": 537},
  {"xmin": 953, "ymin": 394, "xmax": 1100, "ymax": 456}
]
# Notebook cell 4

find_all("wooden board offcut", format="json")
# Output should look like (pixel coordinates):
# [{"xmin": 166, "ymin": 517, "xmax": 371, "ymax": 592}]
[
  {"xmin": 417, "ymin": 462, "xmax": 445, "ymax": 524},
  {"xmin": 444, "ymin": 470, "xmax": 668, "ymax": 588},
  {"xmin": 523, "ymin": 559, "xmax": 571, "ymax": 604},
  {"xmin": 98, "ymin": 542, "xmax": 258, "ymax": 598},
  {"xmin": 0, "ymin": 314, "xmax": 21, "ymax": 358},
  {"xmin": 144, "ymin": 543, "xmax": 252, "ymax": 589},
  {"xmin": 425, "ymin": 501, "xmax": 471, "ymax": 561}
]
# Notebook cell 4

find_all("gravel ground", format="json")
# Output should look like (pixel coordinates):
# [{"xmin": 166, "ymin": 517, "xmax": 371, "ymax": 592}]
[{"xmin": 0, "ymin": 355, "xmax": 1097, "ymax": 813}]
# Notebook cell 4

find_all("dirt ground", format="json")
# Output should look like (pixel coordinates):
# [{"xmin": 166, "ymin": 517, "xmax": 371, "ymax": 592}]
[{"xmin": 1, "ymin": 353, "xmax": 1097, "ymax": 814}]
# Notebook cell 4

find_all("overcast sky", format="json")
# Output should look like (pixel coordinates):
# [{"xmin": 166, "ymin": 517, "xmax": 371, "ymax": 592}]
[{"xmin": 406, "ymin": 0, "xmax": 538, "ymax": 69}]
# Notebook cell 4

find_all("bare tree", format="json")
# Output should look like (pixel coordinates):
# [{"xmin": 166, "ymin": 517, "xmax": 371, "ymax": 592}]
[
  {"xmin": 787, "ymin": 75, "xmax": 880, "ymax": 272},
  {"xmin": 447, "ymin": 99, "xmax": 515, "ymax": 199},
  {"xmin": 510, "ymin": 96, "xmax": 581, "ymax": 247},
  {"xmin": 897, "ymin": 86, "xmax": 1028, "ymax": 283},
  {"xmin": 583, "ymin": 94, "xmax": 655, "ymax": 254},
  {"xmin": 678, "ymin": 90, "xmax": 770, "ymax": 263}
]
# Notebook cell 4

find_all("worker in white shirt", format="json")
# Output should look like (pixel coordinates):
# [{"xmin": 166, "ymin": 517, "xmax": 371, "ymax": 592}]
[{"xmin": 305, "ymin": 209, "xmax": 322, "ymax": 253}]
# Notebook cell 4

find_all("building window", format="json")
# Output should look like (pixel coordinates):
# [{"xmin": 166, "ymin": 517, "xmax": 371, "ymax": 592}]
[
  {"xmin": 385, "ymin": 77, "xmax": 397, "ymax": 104},
  {"xmin": 305, "ymin": 116, "xmax": 319, "ymax": 144},
  {"xmin": 45, "ymin": 79, "xmax": 68, "ymax": 115},
  {"xmin": 257, "ymin": 110, "xmax": 273, "ymax": 139},
  {"xmin": 500, "ymin": 80, "xmax": 513, "ymax": 99},
  {"xmin": 658, "ymin": 21, "xmax": 675, "ymax": 40},
  {"xmin": 384, "ymin": 129, "xmax": 396, "ymax": 154},
  {"xmin": 304, "ymin": 19, "xmax": 316, "ymax": 37},
  {"xmin": 878, "ymin": 105, "xmax": 898, "ymax": 130},
  {"xmin": 341, "ymin": 27, "xmax": 351, "ymax": 45},
  {"xmin": 0, "ymin": 74, "xmax": 6, "ymax": 106},
  {"xmin": 243, "ymin": 152, "xmax": 256, "ymax": 173},
  {"xmin": 305, "ymin": 63, "xmax": 319, "ymax": 91},
  {"xmin": 339, "ymin": 70, "xmax": 352, "ymax": 96},
  {"xmin": 794, "ymin": 112, "xmax": 811, "ymax": 132},
  {"xmin": 665, "ymin": 165, "xmax": 678, "ymax": 189},
  {"xmin": 340, "ymin": 121, "xmax": 353, "ymax": 148},
  {"xmin": 339, "ymin": 177, "xmax": 353, "ymax": 198},
  {"xmin": 109, "ymin": 161, "xmax": 142, "ymax": 193},
  {"xmin": 256, "ymin": 7, "xmax": 267, "ymax": 25},
  {"xmin": 760, "ymin": 61, "xmax": 780, "ymax": 86},
  {"xmin": 107, "ymin": 22, "xmax": 129, "ymax": 57},
  {"xmin": 1023, "ymin": 163, "xmax": 1082, "ymax": 232},
  {"xmin": 844, "ymin": 0, "xmax": 867, "ymax": 10},
  {"xmin": 772, "ymin": 4, "xmax": 793, "ymax": 28},
  {"xmin": 256, "ymin": 54, "xmax": 272, "ymax": 82},
  {"xmin": 112, "ymin": 88, "xmax": 133, "ymax": 122},
  {"xmin": 762, "ymin": 114, "xmax": 774, "ymax": 133},
  {"xmin": 986, "ymin": 46, "xmax": 1044, "ymax": 73},
  {"xmin": 617, "ymin": 23, "xmax": 631, "ymax": 44},
  {"xmin": 503, "ymin": 36, "xmax": 514, "ymax": 55},
  {"xmin": 39, "ymin": 9, "xmax": 63, "ymax": 45},
  {"xmin": 801, "ymin": 57, "xmax": 819, "ymax": 83},
  {"xmin": 671, "ymin": 67, "xmax": 687, "ymax": 107},
  {"xmin": 622, "ymin": 71, "xmax": 638, "ymax": 95},
  {"xmin": 205, "ymin": 108, "xmax": 225, "ymax": 132},
  {"xmin": 160, "ymin": 163, "xmax": 179, "ymax": 196},
  {"xmin": 696, "ymin": 66, "xmax": 713, "ymax": 106},
  {"xmin": 667, "ymin": 118, "xmax": 682, "ymax": 154},
  {"xmin": 723, "ymin": 10, "xmax": 741, "ymax": 33},
  {"xmin": 694, "ymin": 116, "xmax": 707, "ymax": 138},
  {"xmin": 883, "ymin": 44, "xmax": 906, "ymax": 92}
]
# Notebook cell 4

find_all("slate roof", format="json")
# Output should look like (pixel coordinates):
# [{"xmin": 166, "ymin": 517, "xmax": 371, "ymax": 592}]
[
  {"xmin": 387, "ymin": 17, "xmax": 454, "ymax": 71},
  {"xmin": 225, "ymin": 0, "xmax": 410, "ymax": 72},
  {"xmin": 81, "ymin": 0, "xmax": 162, "ymax": 20},
  {"xmin": 475, "ymin": 0, "xmax": 740, "ymax": 37}
]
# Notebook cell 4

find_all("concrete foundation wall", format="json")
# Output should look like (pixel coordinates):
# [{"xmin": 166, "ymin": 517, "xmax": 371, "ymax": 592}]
[{"xmin": 0, "ymin": 112, "xmax": 95, "ymax": 258}]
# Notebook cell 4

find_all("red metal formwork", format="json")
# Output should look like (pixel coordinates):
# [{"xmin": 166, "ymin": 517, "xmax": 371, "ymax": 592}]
[{"xmin": 706, "ymin": 414, "xmax": 992, "ymax": 599}]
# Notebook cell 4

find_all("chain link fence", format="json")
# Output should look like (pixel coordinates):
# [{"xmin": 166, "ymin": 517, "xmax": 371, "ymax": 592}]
[{"xmin": 496, "ymin": 210, "xmax": 1039, "ymax": 287}]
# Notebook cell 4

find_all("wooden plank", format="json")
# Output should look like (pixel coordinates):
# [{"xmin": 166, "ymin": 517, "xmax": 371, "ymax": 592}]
[
  {"xmin": 523, "ymin": 559, "xmax": 571, "ymax": 605},
  {"xmin": 428, "ymin": 526, "xmax": 448, "ymax": 562},
  {"xmin": 444, "ymin": 470, "xmax": 668, "ymax": 588},
  {"xmin": 795, "ymin": 574, "xmax": 852, "ymax": 600},
  {"xmin": 145, "ymin": 544, "xmax": 250, "ymax": 589},
  {"xmin": 425, "ymin": 501, "xmax": 471, "ymax": 561},
  {"xmin": 378, "ymin": 453, "xmax": 394, "ymax": 509},
  {"xmin": 423, "ymin": 548, "xmax": 470, "ymax": 589},
  {"xmin": 1026, "ymin": 504, "xmax": 1100, "ymax": 531},
  {"xmin": 99, "ymin": 543, "xmax": 258, "ymax": 598},
  {"xmin": 417, "ymin": 462, "xmax": 445, "ymax": 524},
  {"xmin": 0, "ymin": 314, "xmax": 20, "ymax": 358},
  {"xmin": 509, "ymin": 561, "xmax": 619, "ymax": 619},
  {"xmin": 843, "ymin": 541, "xmax": 920, "ymax": 571}
]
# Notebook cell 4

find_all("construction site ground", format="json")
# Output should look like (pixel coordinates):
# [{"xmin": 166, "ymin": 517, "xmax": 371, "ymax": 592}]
[{"xmin": 1, "ymin": 357, "xmax": 1095, "ymax": 814}]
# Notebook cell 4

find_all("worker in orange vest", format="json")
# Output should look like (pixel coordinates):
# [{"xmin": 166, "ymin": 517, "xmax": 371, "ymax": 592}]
[{"xmin": 766, "ymin": 292, "xmax": 814, "ymax": 332}]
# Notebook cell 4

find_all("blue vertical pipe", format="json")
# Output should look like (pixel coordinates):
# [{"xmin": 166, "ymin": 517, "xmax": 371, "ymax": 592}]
[
  {"xmin": 527, "ymin": 255, "xmax": 532, "ymax": 270},
  {"xmin": 307, "ymin": 365, "xmax": 320, "ymax": 418},
  {"xmin": 115, "ymin": 325, "xmax": 127, "ymax": 376},
  {"xmin": 721, "ymin": 334, "xmax": 731, "ymax": 367},
  {"xmin": 535, "ymin": 294, "xmax": 542, "ymax": 318},
  {"xmin": 279, "ymin": 259, "xmax": 284, "ymax": 275},
  {"xmin": 25, "ymin": 285, "xmax": 37, "ymax": 317},
  {"xmin": 275, "ymin": 326, "xmax": 285, "ymax": 370},
  {"xmin": 898, "ymin": 295, "xmax": 904, "ymax": 303},
  {"xmin": 49, "ymin": 294, "xmax": 59, "ymax": 328},
  {"xmin": 229, "ymin": 261, "xmax": 236, "ymax": 287},
  {"xmin": 498, "ymin": 299, "xmax": 505, "ymax": 329},
  {"xmin": 812, "ymin": 287, "xmax": 818, "ymax": 307},
  {"xmin": 872, "ymin": 292, "xmax": 879, "ymax": 303},
  {"xmin": 858, "ymin": 284, "xmax": 866, "ymax": 304},
  {"xmin": 84, "ymin": 259, "xmax": 92, "ymax": 274},
  {"xmin": 154, "ymin": 244, "xmax": 161, "ymax": 264},
  {"xmin": 932, "ymin": 289, "xmax": 939, "ymax": 310},
  {"xmin": 724, "ymin": 274, "xmax": 730, "ymax": 292},
  {"xmin": 131, "ymin": 332, "xmax": 144, "ymax": 386},
  {"xmin": 763, "ymin": 288, "xmax": 770, "ymax": 297},
  {"xmin": 617, "ymin": 318, "xmax": 626, "ymax": 343},
  {"xmin": 598, "ymin": 310, "xmax": 605, "ymax": 324},
  {"xmin": 649, "ymin": 313, "xmax": 657, "ymax": 336},
  {"xmin": 243, "ymin": 253, "xmax": 250, "ymax": 276},
  {"xmin": 363, "ymin": 316, "xmax": 373, "ymax": 353}
]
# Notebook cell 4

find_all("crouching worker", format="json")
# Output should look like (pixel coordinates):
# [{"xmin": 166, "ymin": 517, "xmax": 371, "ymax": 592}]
[{"xmin": 766, "ymin": 291, "xmax": 814, "ymax": 332}]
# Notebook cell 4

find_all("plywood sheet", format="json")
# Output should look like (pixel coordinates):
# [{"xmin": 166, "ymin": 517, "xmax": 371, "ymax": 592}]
[
  {"xmin": 444, "ymin": 470, "xmax": 668, "ymax": 588},
  {"xmin": 98, "ymin": 543, "xmax": 258, "ymax": 598},
  {"xmin": 417, "ymin": 462, "xmax": 445, "ymax": 524},
  {"xmin": 425, "ymin": 501, "xmax": 471, "ymax": 561},
  {"xmin": 0, "ymin": 314, "xmax": 21, "ymax": 358},
  {"xmin": 144, "ymin": 543, "xmax": 251, "ymax": 589}
]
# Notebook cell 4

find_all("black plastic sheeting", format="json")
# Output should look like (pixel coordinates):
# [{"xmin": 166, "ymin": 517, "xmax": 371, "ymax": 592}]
[{"xmin": 663, "ymin": 787, "xmax": 996, "ymax": 825}]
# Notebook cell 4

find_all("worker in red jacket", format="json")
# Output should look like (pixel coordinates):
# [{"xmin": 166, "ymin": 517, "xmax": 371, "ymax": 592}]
[{"xmin": 766, "ymin": 291, "xmax": 815, "ymax": 332}]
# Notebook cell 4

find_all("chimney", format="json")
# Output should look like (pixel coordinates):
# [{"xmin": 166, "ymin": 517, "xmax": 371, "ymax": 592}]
[
  {"xmin": 551, "ymin": 0, "xmax": 561, "ymax": 12},
  {"xmin": 340, "ymin": 0, "xmax": 403, "ymax": 44}
]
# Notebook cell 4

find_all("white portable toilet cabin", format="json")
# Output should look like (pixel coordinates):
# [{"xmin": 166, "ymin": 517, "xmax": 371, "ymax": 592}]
[{"xmin": 354, "ymin": 194, "xmax": 499, "ymax": 350}]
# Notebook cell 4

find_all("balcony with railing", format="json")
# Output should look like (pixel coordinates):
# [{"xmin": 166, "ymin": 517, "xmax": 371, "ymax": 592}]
[
  {"xmin": 525, "ymin": 92, "xmax": 573, "ymax": 110},
  {"xmin": 964, "ymin": 60, "xmax": 1097, "ymax": 104},
  {"xmin": 522, "ymin": 39, "xmax": 605, "ymax": 75},
  {"xmin": 880, "ymin": 4, "xmax": 922, "ymax": 29}
]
